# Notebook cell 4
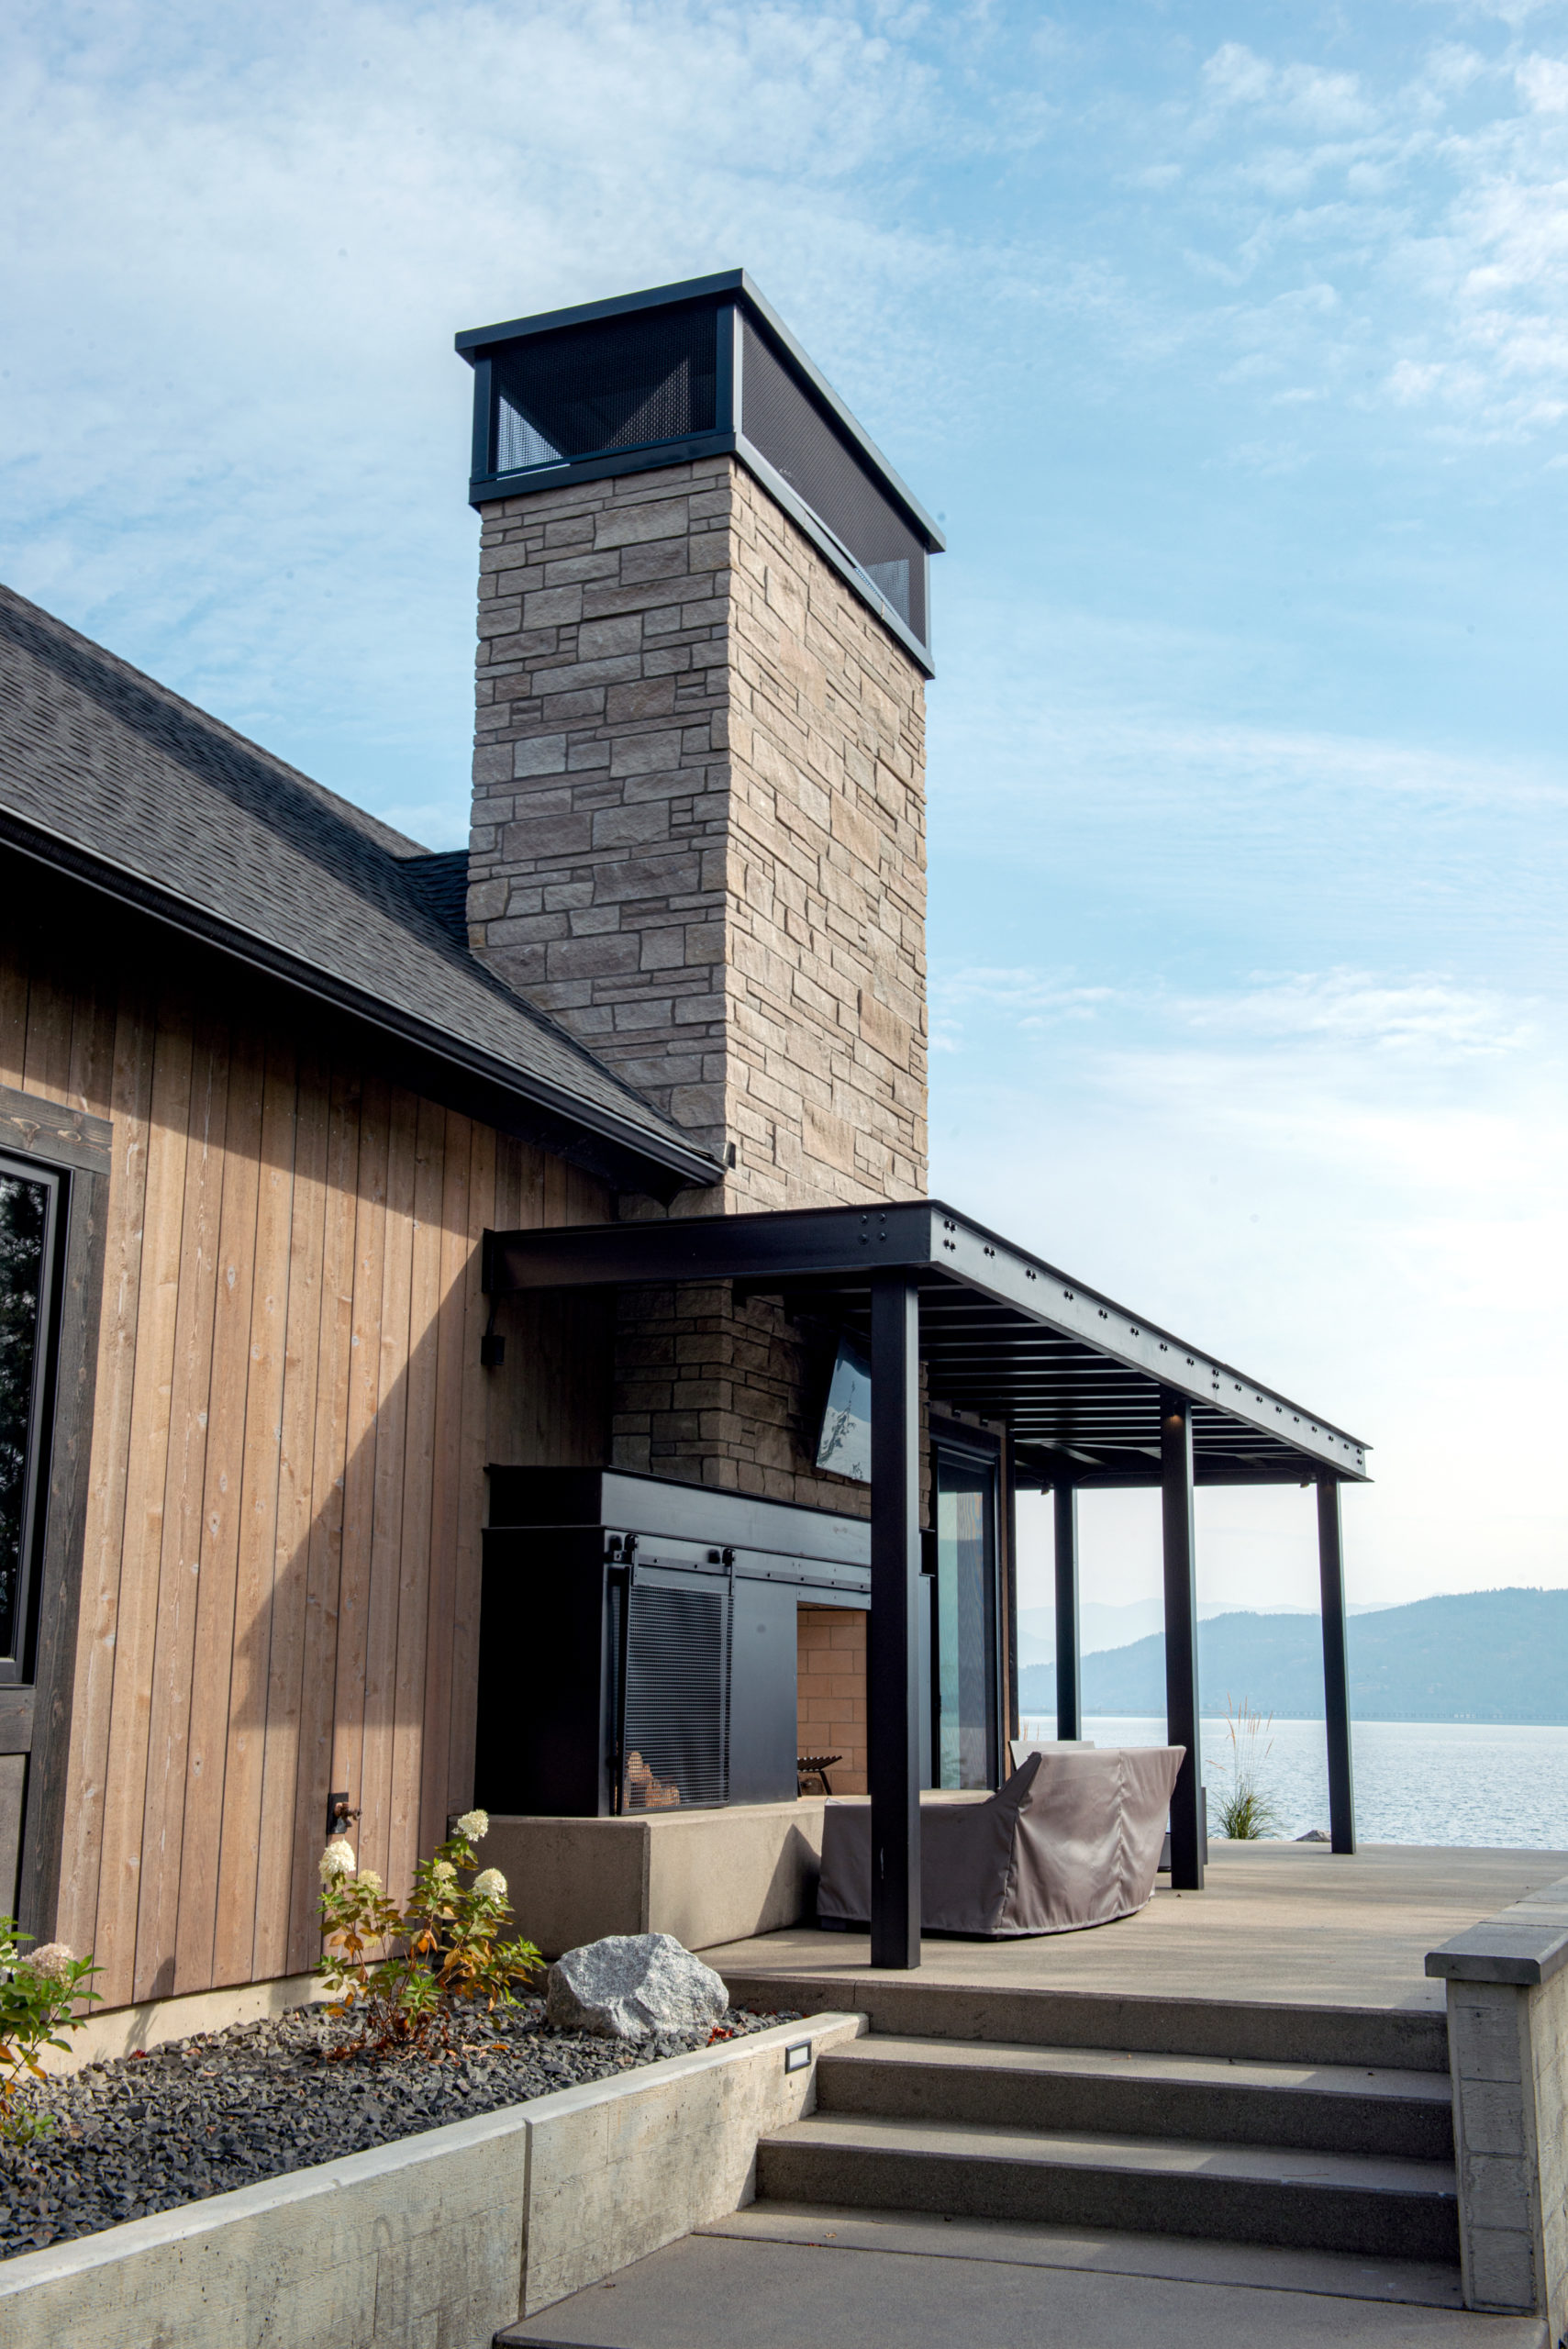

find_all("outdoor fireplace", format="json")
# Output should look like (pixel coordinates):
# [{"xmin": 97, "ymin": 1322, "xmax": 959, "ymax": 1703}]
[{"xmin": 474, "ymin": 1468, "xmax": 917, "ymax": 1820}]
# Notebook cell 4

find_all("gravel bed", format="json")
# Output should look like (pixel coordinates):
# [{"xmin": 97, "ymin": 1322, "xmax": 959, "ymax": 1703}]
[{"xmin": 0, "ymin": 1996, "xmax": 796, "ymax": 2259}]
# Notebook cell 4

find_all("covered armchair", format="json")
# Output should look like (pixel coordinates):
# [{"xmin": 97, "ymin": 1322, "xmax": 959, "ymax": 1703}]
[{"xmin": 815, "ymin": 1745, "xmax": 1184, "ymax": 1939}]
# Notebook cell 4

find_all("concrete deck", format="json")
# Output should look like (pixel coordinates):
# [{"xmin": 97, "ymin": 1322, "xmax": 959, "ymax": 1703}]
[{"xmin": 707, "ymin": 1841, "xmax": 1568, "ymax": 2014}]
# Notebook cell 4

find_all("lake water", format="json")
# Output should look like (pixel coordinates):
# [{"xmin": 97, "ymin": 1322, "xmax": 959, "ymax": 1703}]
[{"xmin": 1018, "ymin": 1715, "xmax": 1568, "ymax": 1851}]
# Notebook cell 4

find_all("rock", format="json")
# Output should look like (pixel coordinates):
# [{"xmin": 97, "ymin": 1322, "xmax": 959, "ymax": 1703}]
[
  {"xmin": 1296, "ymin": 1828, "xmax": 1331, "ymax": 1842},
  {"xmin": 546, "ymin": 1932, "xmax": 728, "ymax": 2042}
]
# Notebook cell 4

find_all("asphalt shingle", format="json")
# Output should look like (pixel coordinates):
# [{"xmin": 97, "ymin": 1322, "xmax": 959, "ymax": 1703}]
[{"xmin": 0, "ymin": 584, "xmax": 717, "ymax": 1187}]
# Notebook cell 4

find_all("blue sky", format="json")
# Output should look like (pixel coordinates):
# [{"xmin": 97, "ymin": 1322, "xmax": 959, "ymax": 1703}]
[{"xmin": 4, "ymin": 0, "xmax": 1566, "ymax": 1619}]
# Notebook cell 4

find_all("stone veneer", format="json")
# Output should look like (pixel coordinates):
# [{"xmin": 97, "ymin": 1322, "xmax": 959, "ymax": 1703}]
[{"xmin": 466, "ymin": 453, "xmax": 928, "ymax": 1213}]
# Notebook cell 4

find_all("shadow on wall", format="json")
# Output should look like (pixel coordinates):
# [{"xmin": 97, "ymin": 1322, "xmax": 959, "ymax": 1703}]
[{"xmin": 10, "ymin": 905, "xmax": 616, "ymax": 2011}]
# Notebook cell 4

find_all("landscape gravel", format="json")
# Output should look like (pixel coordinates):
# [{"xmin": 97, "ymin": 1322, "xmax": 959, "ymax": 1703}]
[{"xmin": 0, "ymin": 1995, "xmax": 795, "ymax": 2259}]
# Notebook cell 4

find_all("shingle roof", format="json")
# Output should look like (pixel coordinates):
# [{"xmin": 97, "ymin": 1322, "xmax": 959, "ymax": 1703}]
[{"xmin": 0, "ymin": 584, "xmax": 720, "ymax": 1191}]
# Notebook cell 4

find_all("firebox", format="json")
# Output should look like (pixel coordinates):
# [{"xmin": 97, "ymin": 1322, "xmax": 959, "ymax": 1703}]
[{"xmin": 474, "ymin": 1467, "xmax": 936, "ymax": 1819}]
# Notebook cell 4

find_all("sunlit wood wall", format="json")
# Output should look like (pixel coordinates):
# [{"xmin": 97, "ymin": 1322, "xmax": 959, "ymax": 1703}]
[{"xmin": 1, "ymin": 904, "xmax": 612, "ymax": 2006}]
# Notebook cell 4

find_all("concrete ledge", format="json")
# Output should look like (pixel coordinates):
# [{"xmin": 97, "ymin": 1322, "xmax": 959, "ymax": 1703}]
[
  {"xmin": 484, "ymin": 1803, "xmax": 828, "ymax": 1957},
  {"xmin": 0, "ymin": 2009, "xmax": 865, "ymax": 2346},
  {"xmin": 1429, "ymin": 1882, "xmax": 1568, "ymax": 1987}
]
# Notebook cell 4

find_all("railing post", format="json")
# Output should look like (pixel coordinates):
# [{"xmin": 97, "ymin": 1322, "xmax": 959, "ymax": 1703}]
[
  {"xmin": 1054, "ymin": 1484, "xmax": 1081, "ymax": 1742},
  {"xmin": 1317, "ymin": 1474, "xmax": 1357, "ymax": 1854},
  {"xmin": 1161, "ymin": 1390, "xmax": 1204, "ymax": 1889},
  {"xmin": 869, "ymin": 1271, "xmax": 921, "ymax": 1969}
]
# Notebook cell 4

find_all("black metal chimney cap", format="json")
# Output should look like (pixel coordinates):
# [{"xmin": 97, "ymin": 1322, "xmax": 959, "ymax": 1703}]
[{"xmin": 455, "ymin": 270, "xmax": 944, "ymax": 557}]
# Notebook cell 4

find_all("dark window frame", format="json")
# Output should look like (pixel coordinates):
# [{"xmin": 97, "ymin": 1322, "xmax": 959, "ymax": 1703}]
[
  {"xmin": 929, "ymin": 1417, "xmax": 1004, "ymax": 1792},
  {"xmin": 0, "ymin": 1083, "xmax": 110, "ymax": 1936},
  {"xmin": 0, "ymin": 1148, "xmax": 66, "ymax": 1686}
]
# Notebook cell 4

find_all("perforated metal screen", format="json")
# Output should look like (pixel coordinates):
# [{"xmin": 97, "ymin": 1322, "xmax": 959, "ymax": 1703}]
[
  {"xmin": 740, "ymin": 318, "xmax": 928, "ymax": 646},
  {"xmin": 494, "ymin": 306, "xmax": 717, "ymax": 474},
  {"xmin": 622, "ymin": 1574, "xmax": 730, "ymax": 1810}
]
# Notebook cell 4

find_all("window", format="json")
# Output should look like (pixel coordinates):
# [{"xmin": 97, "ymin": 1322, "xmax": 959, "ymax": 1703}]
[
  {"xmin": 0, "ymin": 1152, "xmax": 62, "ymax": 1683},
  {"xmin": 933, "ymin": 1442, "xmax": 999, "ymax": 1790}
]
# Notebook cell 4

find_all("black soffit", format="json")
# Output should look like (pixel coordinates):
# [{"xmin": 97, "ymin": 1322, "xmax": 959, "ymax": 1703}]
[{"xmin": 484, "ymin": 1199, "xmax": 1370, "ymax": 1488}]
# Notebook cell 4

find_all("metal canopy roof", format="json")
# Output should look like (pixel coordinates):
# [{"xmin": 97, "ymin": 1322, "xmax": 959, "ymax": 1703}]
[{"xmin": 484, "ymin": 1199, "xmax": 1369, "ymax": 1487}]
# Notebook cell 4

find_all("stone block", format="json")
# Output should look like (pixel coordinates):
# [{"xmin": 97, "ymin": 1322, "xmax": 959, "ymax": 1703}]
[
  {"xmin": 501, "ymin": 809, "xmax": 592, "ymax": 861},
  {"xmin": 1465, "ymin": 2226, "xmax": 1540, "ymax": 2313},
  {"xmin": 606, "ymin": 676, "xmax": 678, "ymax": 724},
  {"xmin": 523, "ymin": 584, "xmax": 584, "ymax": 628},
  {"xmin": 620, "ymin": 540, "xmax": 692, "ymax": 584},
  {"xmin": 473, "ymin": 740, "xmax": 513, "ymax": 786},
  {"xmin": 512, "ymin": 733, "xmax": 569, "ymax": 778},
  {"xmin": 611, "ymin": 730, "xmax": 687, "ymax": 778},
  {"xmin": 546, "ymin": 934, "xmax": 642, "ymax": 981},
  {"xmin": 579, "ymin": 614, "xmax": 643, "ymax": 661},
  {"xmin": 592, "ymin": 803, "xmax": 670, "ymax": 851},
  {"xmin": 594, "ymin": 497, "xmax": 691, "ymax": 549}
]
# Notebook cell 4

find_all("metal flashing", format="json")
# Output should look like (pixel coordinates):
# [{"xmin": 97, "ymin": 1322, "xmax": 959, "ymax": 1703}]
[{"xmin": 456, "ymin": 269, "xmax": 943, "ymax": 551}]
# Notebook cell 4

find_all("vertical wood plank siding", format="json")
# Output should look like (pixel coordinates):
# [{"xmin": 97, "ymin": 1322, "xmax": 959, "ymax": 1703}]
[{"xmin": 1, "ymin": 918, "xmax": 613, "ymax": 2003}]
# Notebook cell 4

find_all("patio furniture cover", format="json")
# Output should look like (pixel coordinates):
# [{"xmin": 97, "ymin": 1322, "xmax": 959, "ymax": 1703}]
[{"xmin": 815, "ymin": 1745, "xmax": 1185, "ymax": 1938}]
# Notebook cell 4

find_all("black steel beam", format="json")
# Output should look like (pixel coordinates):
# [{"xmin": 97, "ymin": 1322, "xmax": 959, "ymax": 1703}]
[
  {"xmin": 484, "ymin": 1202, "xmax": 1368, "ymax": 1481},
  {"xmin": 1318, "ymin": 1476, "xmax": 1357, "ymax": 1855},
  {"xmin": 1054, "ymin": 1485, "xmax": 1081, "ymax": 1742},
  {"xmin": 869, "ymin": 1272, "xmax": 922, "ymax": 1970},
  {"xmin": 1162, "ymin": 1391, "xmax": 1205, "ymax": 1891}
]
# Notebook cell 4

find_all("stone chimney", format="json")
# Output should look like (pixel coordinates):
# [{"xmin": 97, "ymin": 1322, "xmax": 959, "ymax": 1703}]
[{"xmin": 459, "ymin": 274, "xmax": 940, "ymax": 1217}]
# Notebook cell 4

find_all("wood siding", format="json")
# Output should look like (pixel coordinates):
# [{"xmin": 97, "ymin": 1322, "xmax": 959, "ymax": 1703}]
[{"xmin": 1, "ymin": 907, "xmax": 612, "ymax": 2005}]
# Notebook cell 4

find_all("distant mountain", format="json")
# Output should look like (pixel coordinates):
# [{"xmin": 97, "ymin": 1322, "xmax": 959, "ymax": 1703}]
[
  {"xmin": 1016, "ymin": 1596, "xmax": 1387, "ymax": 1671},
  {"xmin": 1018, "ymin": 1589, "xmax": 1568, "ymax": 1726}
]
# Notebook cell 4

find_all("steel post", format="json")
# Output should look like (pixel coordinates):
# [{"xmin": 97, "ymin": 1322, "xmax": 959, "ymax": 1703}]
[
  {"xmin": 870, "ymin": 1272, "xmax": 922, "ymax": 1968},
  {"xmin": 1161, "ymin": 1391, "xmax": 1205, "ymax": 1890},
  {"xmin": 1054, "ymin": 1484, "xmax": 1082, "ymax": 1742},
  {"xmin": 1317, "ymin": 1475, "xmax": 1357, "ymax": 1855}
]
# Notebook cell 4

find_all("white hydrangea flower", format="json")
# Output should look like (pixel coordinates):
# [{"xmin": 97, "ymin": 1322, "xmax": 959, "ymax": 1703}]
[
  {"xmin": 354, "ymin": 1868, "xmax": 383, "ymax": 1893},
  {"xmin": 454, "ymin": 1809, "xmax": 489, "ymax": 1842},
  {"xmin": 27, "ymin": 1942, "xmax": 75, "ymax": 1984},
  {"xmin": 429, "ymin": 1860, "xmax": 458, "ymax": 1888},
  {"xmin": 472, "ymin": 1868, "xmax": 507, "ymax": 1900},
  {"xmin": 319, "ymin": 1837, "xmax": 357, "ymax": 1884}
]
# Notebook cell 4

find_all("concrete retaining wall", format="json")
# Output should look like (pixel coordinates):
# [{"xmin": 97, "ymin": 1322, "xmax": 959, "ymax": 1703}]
[
  {"xmin": 0, "ymin": 2010, "xmax": 864, "ymax": 2347},
  {"xmin": 1429, "ymin": 1872, "xmax": 1568, "ymax": 2329}
]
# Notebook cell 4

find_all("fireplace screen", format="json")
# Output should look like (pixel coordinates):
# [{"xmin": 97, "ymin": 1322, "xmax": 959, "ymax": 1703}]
[
  {"xmin": 740, "ymin": 317, "xmax": 927, "ymax": 644},
  {"xmin": 621, "ymin": 1572, "xmax": 731, "ymax": 1811},
  {"xmin": 494, "ymin": 306, "xmax": 717, "ymax": 474}
]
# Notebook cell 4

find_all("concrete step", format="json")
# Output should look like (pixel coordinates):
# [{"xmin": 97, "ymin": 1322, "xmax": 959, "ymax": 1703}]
[
  {"xmin": 756, "ymin": 2110, "xmax": 1461, "ymax": 2262},
  {"xmin": 816, "ymin": 2034, "xmax": 1455, "ymax": 2160},
  {"xmin": 721, "ymin": 1969, "xmax": 1450, "ymax": 2072},
  {"xmin": 707, "ymin": 2199, "xmax": 1473, "ymax": 2311}
]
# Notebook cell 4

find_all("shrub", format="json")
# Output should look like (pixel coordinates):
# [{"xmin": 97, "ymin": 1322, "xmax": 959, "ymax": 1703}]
[
  {"xmin": 1213, "ymin": 1697, "xmax": 1284, "ymax": 1840},
  {"xmin": 317, "ymin": 1810, "xmax": 541, "ymax": 2057},
  {"xmin": 0, "ymin": 1921, "xmax": 101, "ymax": 2143}
]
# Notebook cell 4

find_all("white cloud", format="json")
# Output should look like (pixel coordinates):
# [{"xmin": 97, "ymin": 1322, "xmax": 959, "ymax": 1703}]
[
  {"xmin": 0, "ymin": 0, "xmax": 950, "ymax": 833},
  {"xmin": 931, "ymin": 961, "xmax": 1568, "ymax": 1606}
]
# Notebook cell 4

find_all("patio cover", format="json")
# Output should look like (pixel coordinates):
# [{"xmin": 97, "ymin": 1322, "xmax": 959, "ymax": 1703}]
[
  {"xmin": 484, "ymin": 1197, "xmax": 1369, "ymax": 1965},
  {"xmin": 483, "ymin": 1198, "xmax": 1369, "ymax": 1489}
]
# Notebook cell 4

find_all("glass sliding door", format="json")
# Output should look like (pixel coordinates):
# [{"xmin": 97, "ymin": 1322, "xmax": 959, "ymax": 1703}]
[{"xmin": 933, "ymin": 1442, "xmax": 998, "ymax": 1789}]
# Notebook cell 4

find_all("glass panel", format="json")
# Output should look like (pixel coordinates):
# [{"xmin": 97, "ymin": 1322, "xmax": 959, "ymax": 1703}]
[
  {"xmin": 0, "ymin": 1168, "xmax": 50, "ymax": 1663},
  {"xmin": 492, "ymin": 306, "xmax": 718, "ymax": 475},
  {"xmin": 935, "ymin": 1453, "xmax": 995, "ymax": 1789}
]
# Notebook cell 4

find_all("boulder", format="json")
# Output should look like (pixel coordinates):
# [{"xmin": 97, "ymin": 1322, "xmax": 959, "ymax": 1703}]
[{"xmin": 546, "ymin": 1932, "xmax": 728, "ymax": 2042}]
